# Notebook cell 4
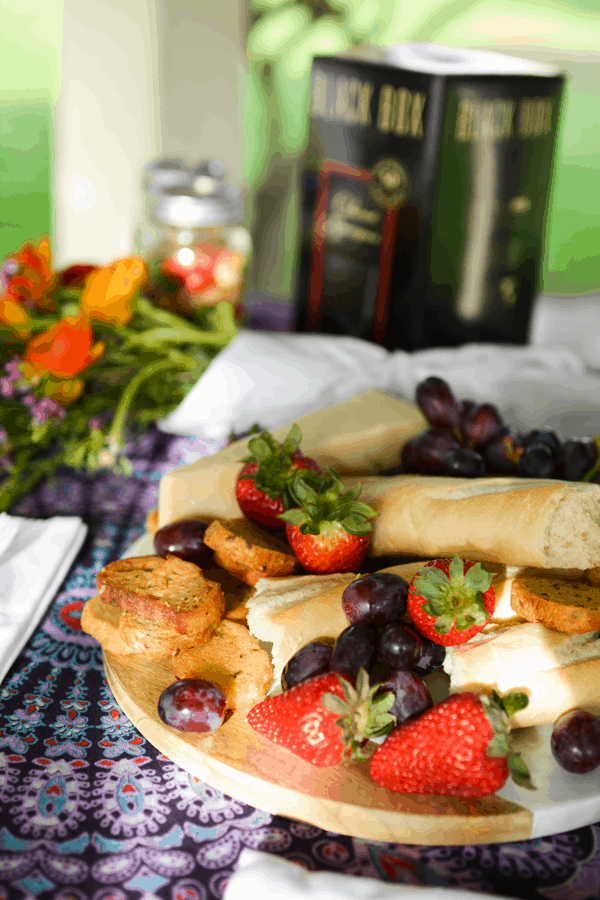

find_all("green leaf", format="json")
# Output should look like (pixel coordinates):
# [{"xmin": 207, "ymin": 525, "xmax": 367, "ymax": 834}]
[
  {"xmin": 433, "ymin": 614, "xmax": 455, "ymax": 635},
  {"xmin": 341, "ymin": 515, "xmax": 372, "ymax": 536},
  {"xmin": 321, "ymin": 693, "xmax": 349, "ymax": 716},
  {"xmin": 247, "ymin": 436, "xmax": 272, "ymax": 461},
  {"xmin": 280, "ymin": 424, "xmax": 301, "ymax": 454},
  {"xmin": 501, "ymin": 691, "xmax": 529, "ymax": 718},
  {"xmin": 278, "ymin": 508, "xmax": 306, "ymax": 526},
  {"xmin": 449, "ymin": 554, "xmax": 464, "ymax": 581},
  {"xmin": 508, "ymin": 753, "xmax": 536, "ymax": 789},
  {"xmin": 292, "ymin": 476, "xmax": 319, "ymax": 506},
  {"xmin": 464, "ymin": 562, "xmax": 493, "ymax": 593},
  {"xmin": 347, "ymin": 501, "xmax": 378, "ymax": 519}
]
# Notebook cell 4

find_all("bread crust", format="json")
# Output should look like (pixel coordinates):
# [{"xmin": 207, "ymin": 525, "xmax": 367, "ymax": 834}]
[
  {"xmin": 96, "ymin": 555, "xmax": 224, "ymax": 634},
  {"xmin": 169, "ymin": 619, "xmax": 273, "ymax": 709},
  {"xmin": 204, "ymin": 518, "xmax": 297, "ymax": 586},
  {"xmin": 511, "ymin": 575, "xmax": 600, "ymax": 633}
]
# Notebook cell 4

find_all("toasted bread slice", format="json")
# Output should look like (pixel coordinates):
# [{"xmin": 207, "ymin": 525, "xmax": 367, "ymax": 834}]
[
  {"xmin": 201, "ymin": 563, "xmax": 254, "ymax": 626},
  {"xmin": 96, "ymin": 555, "xmax": 224, "ymax": 635},
  {"xmin": 169, "ymin": 619, "xmax": 273, "ymax": 709},
  {"xmin": 511, "ymin": 575, "xmax": 600, "ymax": 633},
  {"xmin": 81, "ymin": 596, "xmax": 214, "ymax": 660},
  {"xmin": 585, "ymin": 567, "xmax": 600, "ymax": 585},
  {"xmin": 203, "ymin": 518, "xmax": 298, "ymax": 586}
]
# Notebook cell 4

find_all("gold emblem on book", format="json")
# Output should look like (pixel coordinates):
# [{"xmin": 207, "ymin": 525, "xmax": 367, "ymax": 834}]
[{"xmin": 369, "ymin": 158, "xmax": 411, "ymax": 209}]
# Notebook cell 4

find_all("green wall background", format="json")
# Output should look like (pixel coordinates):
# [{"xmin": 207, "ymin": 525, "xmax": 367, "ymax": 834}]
[{"xmin": 0, "ymin": 0, "xmax": 64, "ymax": 261}]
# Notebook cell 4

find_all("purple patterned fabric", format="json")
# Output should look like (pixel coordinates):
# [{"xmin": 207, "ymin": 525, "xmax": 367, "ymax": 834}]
[{"xmin": 1, "ymin": 426, "xmax": 600, "ymax": 900}]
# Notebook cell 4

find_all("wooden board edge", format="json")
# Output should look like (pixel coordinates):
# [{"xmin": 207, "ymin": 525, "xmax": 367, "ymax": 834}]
[{"xmin": 103, "ymin": 651, "xmax": 533, "ymax": 845}]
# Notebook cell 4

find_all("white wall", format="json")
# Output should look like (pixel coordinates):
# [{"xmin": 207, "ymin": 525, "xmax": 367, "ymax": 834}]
[{"xmin": 53, "ymin": 0, "xmax": 247, "ymax": 268}]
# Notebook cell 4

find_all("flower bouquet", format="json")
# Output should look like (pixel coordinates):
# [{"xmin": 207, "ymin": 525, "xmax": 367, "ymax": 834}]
[{"xmin": 0, "ymin": 236, "xmax": 238, "ymax": 512}]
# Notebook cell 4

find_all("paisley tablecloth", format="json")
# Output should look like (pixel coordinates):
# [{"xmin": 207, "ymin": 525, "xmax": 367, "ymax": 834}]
[{"xmin": 2, "ymin": 426, "xmax": 600, "ymax": 900}]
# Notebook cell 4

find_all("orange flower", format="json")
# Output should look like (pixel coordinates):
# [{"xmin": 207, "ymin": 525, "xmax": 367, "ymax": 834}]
[
  {"xmin": 23, "ymin": 312, "xmax": 105, "ymax": 379},
  {"xmin": 7, "ymin": 235, "xmax": 57, "ymax": 311},
  {"xmin": 80, "ymin": 257, "xmax": 148, "ymax": 326},
  {"xmin": 0, "ymin": 295, "xmax": 33, "ymax": 337}
]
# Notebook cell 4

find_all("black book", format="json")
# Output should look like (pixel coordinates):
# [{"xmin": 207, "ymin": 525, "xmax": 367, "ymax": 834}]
[{"xmin": 293, "ymin": 43, "xmax": 565, "ymax": 352}]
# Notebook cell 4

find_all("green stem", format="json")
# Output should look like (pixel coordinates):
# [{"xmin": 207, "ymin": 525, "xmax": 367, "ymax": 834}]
[
  {"xmin": 108, "ymin": 356, "xmax": 188, "ymax": 453},
  {"xmin": 0, "ymin": 456, "xmax": 58, "ymax": 513}
]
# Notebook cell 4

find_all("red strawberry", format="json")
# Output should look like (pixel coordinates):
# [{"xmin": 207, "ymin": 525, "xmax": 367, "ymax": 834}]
[
  {"xmin": 370, "ymin": 690, "xmax": 533, "ymax": 798},
  {"xmin": 407, "ymin": 555, "xmax": 495, "ymax": 646},
  {"xmin": 236, "ymin": 424, "xmax": 321, "ymax": 528},
  {"xmin": 280, "ymin": 469, "xmax": 377, "ymax": 574},
  {"xmin": 246, "ymin": 669, "xmax": 395, "ymax": 767}
]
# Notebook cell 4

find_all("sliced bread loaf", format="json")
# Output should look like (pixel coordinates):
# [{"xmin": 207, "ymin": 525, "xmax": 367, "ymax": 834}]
[
  {"xmin": 203, "ymin": 518, "xmax": 297, "ymax": 586},
  {"xmin": 511, "ymin": 575, "xmax": 600, "ymax": 633},
  {"xmin": 96, "ymin": 555, "xmax": 224, "ymax": 635}
]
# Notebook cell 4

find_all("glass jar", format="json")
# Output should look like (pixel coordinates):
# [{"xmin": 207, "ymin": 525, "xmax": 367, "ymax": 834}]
[{"xmin": 138, "ymin": 182, "xmax": 251, "ymax": 319}]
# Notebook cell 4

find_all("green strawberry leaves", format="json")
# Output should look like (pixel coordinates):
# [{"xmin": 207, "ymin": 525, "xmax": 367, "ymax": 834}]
[
  {"xmin": 239, "ymin": 424, "xmax": 308, "ymax": 505},
  {"xmin": 412, "ymin": 554, "xmax": 493, "ymax": 635},
  {"xmin": 320, "ymin": 669, "xmax": 396, "ymax": 760},
  {"xmin": 481, "ymin": 690, "xmax": 535, "ymax": 791},
  {"xmin": 278, "ymin": 468, "xmax": 378, "ymax": 538}
]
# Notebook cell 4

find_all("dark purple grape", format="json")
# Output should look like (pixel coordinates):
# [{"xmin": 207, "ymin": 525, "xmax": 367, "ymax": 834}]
[
  {"xmin": 406, "ymin": 427, "xmax": 462, "ymax": 474},
  {"xmin": 331, "ymin": 623, "xmax": 380, "ymax": 681},
  {"xmin": 154, "ymin": 519, "xmax": 212, "ymax": 567},
  {"xmin": 459, "ymin": 399, "xmax": 476, "ymax": 419},
  {"xmin": 342, "ymin": 572, "xmax": 408, "ymax": 626},
  {"xmin": 551, "ymin": 709, "xmax": 600, "ymax": 774},
  {"xmin": 376, "ymin": 670, "xmax": 433, "ymax": 726},
  {"xmin": 461, "ymin": 403, "xmax": 504, "ymax": 449},
  {"xmin": 483, "ymin": 428, "xmax": 524, "ymax": 475},
  {"xmin": 442, "ymin": 447, "xmax": 486, "ymax": 478},
  {"xmin": 523, "ymin": 429, "xmax": 562, "ymax": 456},
  {"xmin": 415, "ymin": 376, "xmax": 462, "ymax": 430},
  {"xmin": 378, "ymin": 624, "xmax": 422, "ymax": 670},
  {"xmin": 556, "ymin": 439, "xmax": 598, "ymax": 482},
  {"xmin": 412, "ymin": 634, "xmax": 446, "ymax": 676},
  {"xmin": 518, "ymin": 442, "xmax": 556, "ymax": 479},
  {"xmin": 158, "ymin": 679, "xmax": 226, "ymax": 733},
  {"xmin": 281, "ymin": 640, "xmax": 334, "ymax": 691}
]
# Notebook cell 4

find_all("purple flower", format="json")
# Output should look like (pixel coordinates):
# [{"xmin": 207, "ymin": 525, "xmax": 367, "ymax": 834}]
[
  {"xmin": 0, "ymin": 427, "xmax": 7, "ymax": 445},
  {"xmin": 0, "ymin": 377, "xmax": 14, "ymax": 399},
  {"xmin": 30, "ymin": 397, "xmax": 67, "ymax": 426},
  {"xmin": 4, "ymin": 358, "xmax": 22, "ymax": 381}
]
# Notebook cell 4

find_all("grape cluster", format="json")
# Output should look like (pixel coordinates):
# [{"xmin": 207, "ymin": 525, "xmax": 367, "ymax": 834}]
[
  {"xmin": 397, "ymin": 376, "xmax": 600, "ymax": 482},
  {"xmin": 281, "ymin": 572, "xmax": 445, "ymax": 727}
]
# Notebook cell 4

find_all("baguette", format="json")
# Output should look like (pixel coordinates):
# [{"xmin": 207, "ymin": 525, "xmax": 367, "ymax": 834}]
[
  {"xmin": 81, "ymin": 596, "xmax": 214, "ymax": 660},
  {"xmin": 203, "ymin": 518, "xmax": 297, "ymax": 586},
  {"xmin": 169, "ymin": 619, "xmax": 273, "ymax": 709},
  {"xmin": 97, "ymin": 555, "xmax": 224, "ymax": 635},
  {"xmin": 444, "ymin": 622, "xmax": 600, "ymax": 727},
  {"xmin": 353, "ymin": 475, "xmax": 600, "ymax": 569},
  {"xmin": 511, "ymin": 575, "xmax": 600, "ymax": 633}
]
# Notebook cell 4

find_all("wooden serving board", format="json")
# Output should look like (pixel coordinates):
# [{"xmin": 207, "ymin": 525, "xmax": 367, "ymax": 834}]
[
  {"xmin": 107, "ymin": 537, "xmax": 600, "ymax": 844},
  {"xmin": 104, "ymin": 552, "xmax": 537, "ymax": 846}
]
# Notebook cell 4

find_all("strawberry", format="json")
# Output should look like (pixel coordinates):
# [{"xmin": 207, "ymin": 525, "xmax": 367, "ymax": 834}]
[
  {"xmin": 236, "ymin": 424, "xmax": 321, "ymax": 528},
  {"xmin": 407, "ymin": 554, "xmax": 495, "ymax": 646},
  {"xmin": 279, "ymin": 469, "xmax": 378, "ymax": 574},
  {"xmin": 246, "ymin": 669, "xmax": 395, "ymax": 767},
  {"xmin": 370, "ymin": 689, "xmax": 534, "ymax": 798}
]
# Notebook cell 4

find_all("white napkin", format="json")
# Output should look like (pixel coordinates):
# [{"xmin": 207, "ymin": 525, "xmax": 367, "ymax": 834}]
[
  {"xmin": 0, "ymin": 513, "xmax": 87, "ymax": 686},
  {"xmin": 224, "ymin": 849, "xmax": 513, "ymax": 900},
  {"xmin": 157, "ymin": 326, "xmax": 600, "ymax": 444}
]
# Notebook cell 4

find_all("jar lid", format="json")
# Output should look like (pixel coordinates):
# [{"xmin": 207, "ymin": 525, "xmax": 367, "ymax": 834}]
[
  {"xmin": 151, "ymin": 188, "xmax": 243, "ymax": 227},
  {"xmin": 144, "ymin": 158, "xmax": 192, "ymax": 191}
]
